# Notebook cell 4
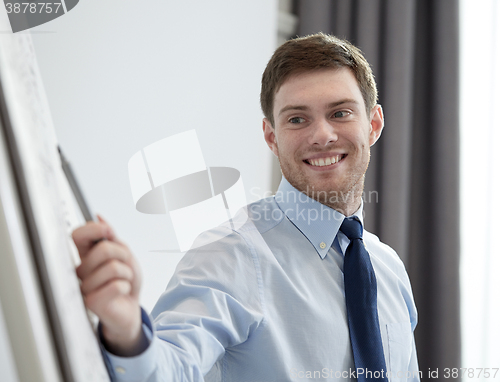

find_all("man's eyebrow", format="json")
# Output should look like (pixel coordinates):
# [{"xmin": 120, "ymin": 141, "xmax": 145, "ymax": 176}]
[
  {"xmin": 326, "ymin": 99, "xmax": 359, "ymax": 108},
  {"xmin": 278, "ymin": 99, "xmax": 360, "ymax": 116},
  {"xmin": 278, "ymin": 105, "xmax": 309, "ymax": 116}
]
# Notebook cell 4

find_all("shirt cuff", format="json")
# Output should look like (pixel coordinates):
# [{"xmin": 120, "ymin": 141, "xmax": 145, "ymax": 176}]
[{"xmin": 99, "ymin": 308, "xmax": 158, "ymax": 381}]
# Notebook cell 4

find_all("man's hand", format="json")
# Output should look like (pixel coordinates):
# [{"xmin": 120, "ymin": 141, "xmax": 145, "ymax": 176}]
[{"xmin": 73, "ymin": 216, "xmax": 146, "ymax": 356}]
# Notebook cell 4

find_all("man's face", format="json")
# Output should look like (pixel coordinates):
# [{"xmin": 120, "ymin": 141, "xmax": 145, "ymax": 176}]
[{"xmin": 263, "ymin": 68, "xmax": 383, "ymax": 214}]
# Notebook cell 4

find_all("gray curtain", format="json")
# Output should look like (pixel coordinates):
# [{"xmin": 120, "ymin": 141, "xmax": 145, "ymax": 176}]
[{"xmin": 296, "ymin": 0, "xmax": 461, "ymax": 379}]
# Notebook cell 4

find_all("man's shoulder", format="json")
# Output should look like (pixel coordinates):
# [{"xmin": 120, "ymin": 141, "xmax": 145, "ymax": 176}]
[
  {"xmin": 244, "ymin": 196, "xmax": 287, "ymax": 232},
  {"xmin": 189, "ymin": 196, "xmax": 285, "ymax": 250},
  {"xmin": 363, "ymin": 230, "xmax": 406, "ymax": 270},
  {"xmin": 220, "ymin": 196, "xmax": 286, "ymax": 234}
]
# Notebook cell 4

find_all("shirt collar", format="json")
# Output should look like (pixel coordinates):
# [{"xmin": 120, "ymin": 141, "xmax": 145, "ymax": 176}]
[{"xmin": 274, "ymin": 177, "xmax": 364, "ymax": 259}]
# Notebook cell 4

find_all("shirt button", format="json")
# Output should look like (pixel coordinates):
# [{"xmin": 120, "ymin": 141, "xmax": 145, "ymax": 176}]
[
  {"xmin": 115, "ymin": 366, "xmax": 126, "ymax": 374},
  {"xmin": 319, "ymin": 242, "xmax": 326, "ymax": 249}
]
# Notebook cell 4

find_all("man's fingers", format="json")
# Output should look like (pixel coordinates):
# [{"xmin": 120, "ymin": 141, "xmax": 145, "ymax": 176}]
[
  {"xmin": 76, "ymin": 240, "xmax": 130, "ymax": 280},
  {"xmin": 96, "ymin": 215, "xmax": 120, "ymax": 242},
  {"xmin": 72, "ymin": 221, "xmax": 112, "ymax": 255},
  {"xmin": 80, "ymin": 259, "xmax": 134, "ymax": 295},
  {"xmin": 71, "ymin": 217, "xmax": 143, "ymax": 353}
]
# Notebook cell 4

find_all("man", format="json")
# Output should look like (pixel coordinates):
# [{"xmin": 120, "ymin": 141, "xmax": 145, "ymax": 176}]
[{"xmin": 74, "ymin": 33, "xmax": 419, "ymax": 381}]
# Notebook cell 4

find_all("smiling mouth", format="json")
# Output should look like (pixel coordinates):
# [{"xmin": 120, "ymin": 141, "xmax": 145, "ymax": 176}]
[{"xmin": 304, "ymin": 154, "xmax": 347, "ymax": 167}]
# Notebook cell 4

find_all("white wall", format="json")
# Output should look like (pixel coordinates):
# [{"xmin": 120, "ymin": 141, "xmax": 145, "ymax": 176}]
[
  {"xmin": 31, "ymin": 0, "xmax": 278, "ymax": 311},
  {"xmin": 459, "ymin": 0, "xmax": 500, "ymax": 376}
]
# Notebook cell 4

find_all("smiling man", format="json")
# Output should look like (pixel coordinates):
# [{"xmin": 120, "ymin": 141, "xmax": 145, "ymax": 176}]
[
  {"xmin": 263, "ymin": 67, "xmax": 383, "ymax": 217},
  {"xmin": 73, "ymin": 33, "xmax": 419, "ymax": 381}
]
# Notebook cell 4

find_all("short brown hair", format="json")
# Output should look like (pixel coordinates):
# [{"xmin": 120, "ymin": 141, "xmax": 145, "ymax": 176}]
[{"xmin": 260, "ymin": 33, "xmax": 378, "ymax": 127}]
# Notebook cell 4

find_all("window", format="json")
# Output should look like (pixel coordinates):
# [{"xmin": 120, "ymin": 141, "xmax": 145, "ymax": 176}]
[{"xmin": 460, "ymin": 0, "xmax": 500, "ymax": 377}]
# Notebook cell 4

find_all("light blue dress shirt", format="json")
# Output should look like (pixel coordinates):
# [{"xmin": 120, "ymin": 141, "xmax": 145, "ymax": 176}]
[{"xmin": 105, "ymin": 178, "xmax": 419, "ymax": 382}]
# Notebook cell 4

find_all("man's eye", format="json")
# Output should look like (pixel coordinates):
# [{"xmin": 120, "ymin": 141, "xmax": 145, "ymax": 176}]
[
  {"xmin": 289, "ymin": 117, "xmax": 305, "ymax": 124},
  {"xmin": 333, "ymin": 111, "xmax": 350, "ymax": 118}
]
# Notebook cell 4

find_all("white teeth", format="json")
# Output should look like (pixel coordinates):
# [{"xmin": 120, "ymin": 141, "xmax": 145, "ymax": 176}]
[{"xmin": 309, "ymin": 155, "xmax": 343, "ymax": 167}]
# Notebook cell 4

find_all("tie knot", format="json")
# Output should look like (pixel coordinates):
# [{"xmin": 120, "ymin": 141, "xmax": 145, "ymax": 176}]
[{"xmin": 340, "ymin": 217, "xmax": 363, "ymax": 240}]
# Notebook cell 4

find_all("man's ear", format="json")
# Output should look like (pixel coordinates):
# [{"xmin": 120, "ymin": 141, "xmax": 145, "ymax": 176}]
[
  {"xmin": 263, "ymin": 118, "xmax": 279, "ymax": 157},
  {"xmin": 368, "ymin": 104, "xmax": 384, "ymax": 146}
]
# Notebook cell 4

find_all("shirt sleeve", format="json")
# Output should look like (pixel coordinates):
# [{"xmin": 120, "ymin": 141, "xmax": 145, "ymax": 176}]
[
  {"xmin": 101, "ymin": 309, "xmax": 157, "ymax": 382},
  {"xmin": 103, "ymin": 225, "xmax": 265, "ymax": 382}
]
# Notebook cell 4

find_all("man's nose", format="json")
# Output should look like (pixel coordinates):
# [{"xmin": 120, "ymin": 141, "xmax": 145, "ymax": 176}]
[{"xmin": 309, "ymin": 118, "xmax": 339, "ymax": 146}]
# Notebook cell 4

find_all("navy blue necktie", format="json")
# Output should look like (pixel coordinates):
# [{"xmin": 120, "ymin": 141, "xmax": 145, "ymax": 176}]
[{"xmin": 340, "ymin": 217, "xmax": 388, "ymax": 382}]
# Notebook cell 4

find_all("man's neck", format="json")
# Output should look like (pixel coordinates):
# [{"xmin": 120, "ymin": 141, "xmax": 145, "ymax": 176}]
[
  {"xmin": 299, "ymin": 181, "xmax": 364, "ymax": 217},
  {"xmin": 278, "ymin": 176, "xmax": 365, "ymax": 217},
  {"xmin": 310, "ymin": 190, "xmax": 362, "ymax": 217}
]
